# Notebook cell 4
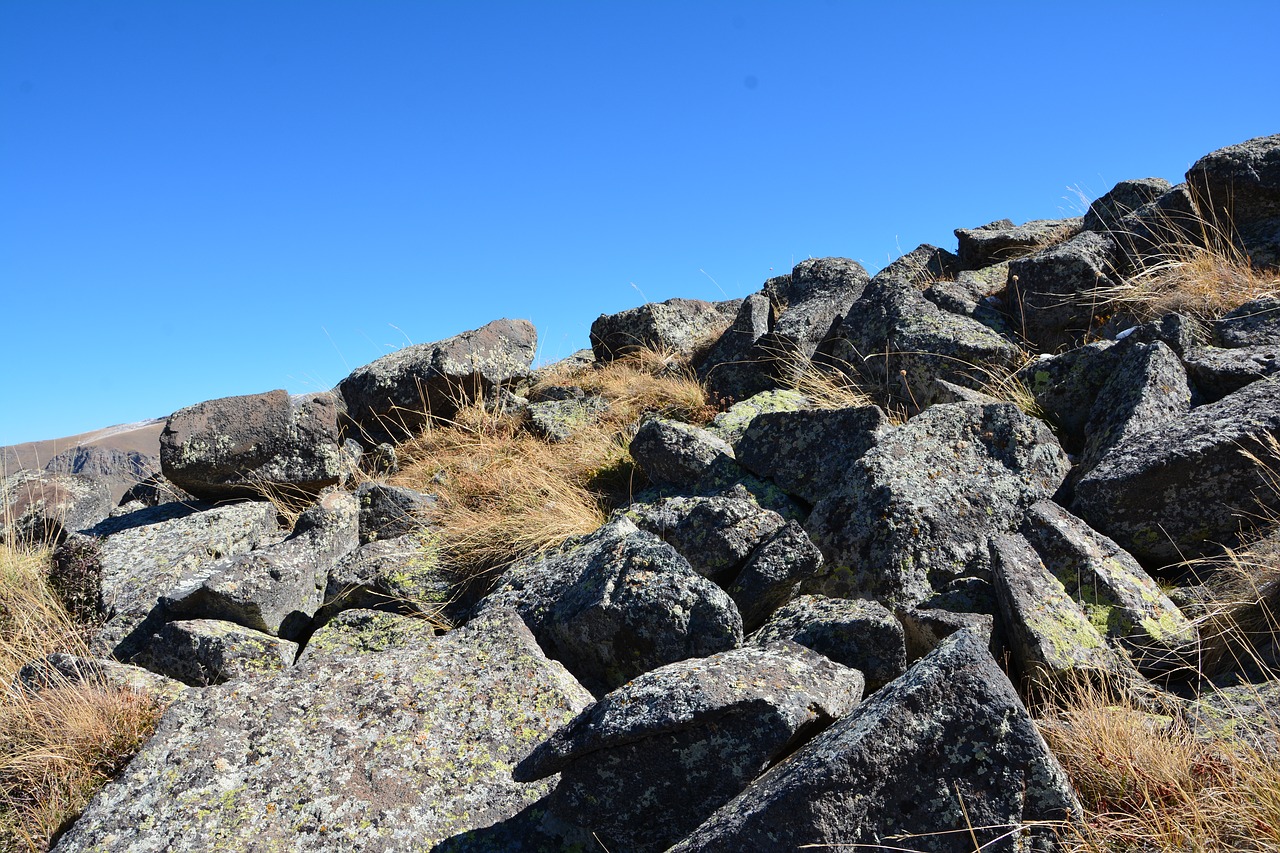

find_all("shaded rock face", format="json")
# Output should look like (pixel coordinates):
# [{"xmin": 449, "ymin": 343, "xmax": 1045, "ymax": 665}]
[
  {"xmin": 629, "ymin": 417, "xmax": 735, "ymax": 490},
  {"xmin": 1082, "ymin": 177, "xmax": 1172, "ymax": 234},
  {"xmin": 1186, "ymin": 133, "xmax": 1280, "ymax": 266},
  {"xmin": 955, "ymin": 216, "xmax": 1081, "ymax": 269},
  {"xmin": 0, "ymin": 469, "xmax": 112, "ymax": 546},
  {"xmin": 1214, "ymin": 296, "xmax": 1280, "ymax": 348},
  {"xmin": 627, "ymin": 495, "xmax": 785, "ymax": 582},
  {"xmin": 160, "ymin": 389, "xmax": 353, "ymax": 500},
  {"xmin": 1008, "ymin": 230, "xmax": 1122, "ymax": 352},
  {"xmin": 338, "ymin": 318, "xmax": 537, "ymax": 444},
  {"xmin": 515, "ymin": 642, "xmax": 863, "ymax": 853},
  {"xmin": 590, "ymin": 297, "xmax": 739, "ymax": 362},
  {"xmin": 52, "ymin": 609, "xmax": 592, "ymax": 853},
  {"xmin": 670, "ymin": 629, "xmax": 1080, "ymax": 853}
]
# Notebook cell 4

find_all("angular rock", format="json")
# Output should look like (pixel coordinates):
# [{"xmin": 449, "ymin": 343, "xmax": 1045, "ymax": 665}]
[
  {"xmin": 515, "ymin": 642, "xmax": 863, "ymax": 853},
  {"xmin": 670, "ymin": 628, "xmax": 1081, "ymax": 853},
  {"xmin": 805, "ymin": 403, "xmax": 1070, "ymax": 606},
  {"xmin": 1214, "ymin": 296, "xmax": 1280, "ymax": 348},
  {"xmin": 704, "ymin": 389, "xmax": 810, "ymax": 446},
  {"xmin": 160, "ymin": 390, "xmax": 354, "ymax": 500},
  {"xmin": 1111, "ymin": 183, "xmax": 1207, "ymax": 271},
  {"xmin": 896, "ymin": 607, "xmax": 996, "ymax": 663},
  {"xmin": 726, "ymin": 521, "xmax": 825, "ymax": 632},
  {"xmin": 1183, "ymin": 343, "xmax": 1280, "ymax": 401},
  {"xmin": 955, "ymin": 216, "xmax": 1081, "ymax": 270},
  {"xmin": 1186, "ymin": 133, "xmax": 1280, "ymax": 267},
  {"xmin": 733, "ymin": 405, "xmax": 887, "ymax": 504},
  {"xmin": 627, "ymin": 496, "xmax": 785, "ymax": 582},
  {"xmin": 763, "ymin": 257, "xmax": 869, "ymax": 363},
  {"xmin": 1007, "ymin": 230, "xmax": 1122, "ymax": 351},
  {"xmin": 696, "ymin": 293, "xmax": 774, "ymax": 402},
  {"xmin": 298, "ymin": 608, "xmax": 440, "ymax": 663},
  {"xmin": 0, "ymin": 470, "xmax": 112, "ymax": 546},
  {"xmin": 1019, "ymin": 341, "xmax": 1124, "ymax": 451},
  {"xmin": 525, "ymin": 395, "xmax": 608, "ymax": 442},
  {"xmin": 590, "ymin": 297, "xmax": 739, "ymax": 362},
  {"xmin": 355, "ymin": 481, "xmax": 435, "ymax": 544},
  {"xmin": 1072, "ymin": 378, "xmax": 1280, "ymax": 562},
  {"xmin": 16, "ymin": 652, "xmax": 187, "ymax": 706},
  {"xmin": 338, "ymin": 318, "xmax": 538, "ymax": 444},
  {"xmin": 132, "ymin": 619, "xmax": 296, "ymax": 686},
  {"xmin": 52, "ymin": 608, "xmax": 592, "ymax": 853},
  {"xmin": 322, "ymin": 534, "xmax": 454, "ymax": 622},
  {"xmin": 629, "ymin": 417, "xmax": 735, "ymax": 490},
  {"xmin": 119, "ymin": 474, "xmax": 197, "ymax": 508},
  {"xmin": 871, "ymin": 243, "xmax": 958, "ymax": 287},
  {"xmin": 750, "ymin": 595, "xmax": 905, "ymax": 692},
  {"xmin": 1082, "ymin": 177, "xmax": 1172, "ymax": 234},
  {"xmin": 162, "ymin": 491, "xmax": 359, "ymax": 639}
]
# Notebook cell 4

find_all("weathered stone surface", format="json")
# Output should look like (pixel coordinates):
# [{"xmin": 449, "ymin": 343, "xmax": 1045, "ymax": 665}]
[
  {"xmin": 132, "ymin": 619, "xmax": 296, "ymax": 686},
  {"xmin": 1082, "ymin": 177, "xmax": 1172, "ymax": 234},
  {"xmin": 764, "ymin": 257, "xmax": 869, "ymax": 362},
  {"xmin": 162, "ymin": 491, "xmax": 359, "ymax": 639},
  {"xmin": 119, "ymin": 474, "xmax": 197, "ymax": 508},
  {"xmin": 1007, "ymin": 230, "xmax": 1121, "ymax": 351},
  {"xmin": 751, "ymin": 595, "xmax": 905, "ymax": 692},
  {"xmin": 1072, "ymin": 378, "xmax": 1280, "ymax": 562},
  {"xmin": 1020, "ymin": 342, "xmax": 1123, "ymax": 452},
  {"xmin": 733, "ymin": 405, "xmax": 887, "ymax": 504},
  {"xmin": 1214, "ymin": 296, "xmax": 1280, "ymax": 348},
  {"xmin": 872, "ymin": 243, "xmax": 958, "ymax": 287},
  {"xmin": 704, "ymin": 389, "xmax": 809, "ymax": 446},
  {"xmin": 629, "ymin": 417, "xmax": 735, "ymax": 490},
  {"xmin": 627, "ymin": 496, "xmax": 785, "ymax": 582},
  {"xmin": 1186, "ymin": 133, "xmax": 1280, "ymax": 266},
  {"xmin": 955, "ymin": 216, "xmax": 1081, "ymax": 270},
  {"xmin": 805, "ymin": 403, "xmax": 1069, "ymax": 606},
  {"xmin": 525, "ymin": 396, "xmax": 608, "ymax": 442},
  {"xmin": 298, "ymin": 608, "xmax": 440, "ymax": 663},
  {"xmin": 160, "ymin": 390, "xmax": 354, "ymax": 500},
  {"xmin": 1184, "ymin": 343, "xmax": 1280, "ymax": 401},
  {"xmin": 1188, "ymin": 679, "xmax": 1280, "ymax": 752},
  {"xmin": 590, "ymin": 297, "xmax": 739, "ymax": 362},
  {"xmin": 670, "ymin": 628, "xmax": 1081, "ymax": 853},
  {"xmin": 0, "ymin": 470, "xmax": 112, "ymax": 546},
  {"xmin": 515, "ymin": 642, "xmax": 863, "ymax": 853},
  {"xmin": 322, "ymin": 534, "xmax": 453, "ymax": 622},
  {"xmin": 338, "ymin": 318, "xmax": 538, "ymax": 443},
  {"xmin": 1020, "ymin": 501, "xmax": 1196, "ymax": 673},
  {"xmin": 77, "ymin": 500, "xmax": 281, "ymax": 661},
  {"xmin": 475, "ymin": 517, "xmax": 743, "ymax": 695},
  {"xmin": 696, "ymin": 293, "xmax": 774, "ymax": 402},
  {"xmin": 1111, "ymin": 183, "xmax": 1207, "ymax": 271},
  {"xmin": 896, "ymin": 607, "xmax": 995, "ymax": 663},
  {"xmin": 727, "ymin": 521, "xmax": 825, "ymax": 632},
  {"xmin": 355, "ymin": 482, "xmax": 435, "ymax": 544},
  {"xmin": 16, "ymin": 652, "xmax": 188, "ymax": 706},
  {"xmin": 52, "ymin": 608, "xmax": 592, "ymax": 853}
]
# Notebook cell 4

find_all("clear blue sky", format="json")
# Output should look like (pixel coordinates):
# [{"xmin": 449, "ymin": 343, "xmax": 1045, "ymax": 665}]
[{"xmin": 2, "ymin": 1, "xmax": 1277, "ymax": 446}]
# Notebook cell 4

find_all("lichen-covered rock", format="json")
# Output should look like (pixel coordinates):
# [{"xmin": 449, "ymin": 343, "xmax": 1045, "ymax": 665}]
[
  {"xmin": 805, "ymin": 402, "xmax": 1069, "ymax": 607},
  {"xmin": 1188, "ymin": 679, "xmax": 1280, "ymax": 752},
  {"xmin": 627, "ymin": 496, "xmax": 785, "ymax": 582},
  {"xmin": 298, "ymin": 608, "xmax": 440, "ymax": 663},
  {"xmin": 1019, "ymin": 341, "xmax": 1124, "ymax": 452},
  {"xmin": 696, "ymin": 293, "xmax": 775, "ymax": 402},
  {"xmin": 0, "ymin": 469, "xmax": 112, "ymax": 546},
  {"xmin": 1082, "ymin": 177, "xmax": 1172, "ymax": 234},
  {"xmin": 132, "ymin": 619, "xmax": 296, "ymax": 686},
  {"xmin": 669, "ymin": 628, "xmax": 1081, "ymax": 853},
  {"xmin": 955, "ymin": 216, "xmax": 1081, "ymax": 270},
  {"xmin": 750, "ymin": 595, "xmax": 905, "ymax": 692},
  {"xmin": 629, "ymin": 417, "xmax": 735, "ymax": 490},
  {"xmin": 1007, "ymin": 230, "xmax": 1121, "ymax": 351},
  {"xmin": 733, "ymin": 405, "xmax": 888, "ymax": 504},
  {"xmin": 763, "ymin": 257, "xmax": 869, "ymax": 364},
  {"xmin": 16, "ymin": 652, "xmax": 188, "ymax": 706},
  {"xmin": 1072, "ymin": 378, "xmax": 1280, "ymax": 563},
  {"xmin": 726, "ymin": 521, "xmax": 825, "ymax": 632},
  {"xmin": 119, "ymin": 474, "xmax": 197, "ymax": 508},
  {"xmin": 475, "ymin": 517, "xmax": 743, "ymax": 695},
  {"xmin": 1214, "ymin": 296, "xmax": 1280, "ymax": 348},
  {"xmin": 1020, "ymin": 501, "xmax": 1196, "ymax": 673},
  {"xmin": 896, "ymin": 607, "xmax": 996, "ymax": 663},
  {"xmin": 52, "ymin": 608, "xmax": 592, "ymax": 853},
  {"xmin": 524, "ymin": 395, "xmax": 608, "ymax": 442},
  {"xmin": 872, "ymin": 243, "xmax": 959, "ymax": 287},
  {"xmin": 160, "ymin": 390, "xmax": 354, "ymax": 500},
  {"xmin": 1110, "ymin": 183, "xmax": 1206, "ymax": 271},
  {"xmin": 590, "ymin": 297, "xmax": 739, "ymax": 362},
  {"xmin": 321, "ymin": 533, "xmax": 453, "ymax": 622},
  {"xmin": 337, "ymin": 318, "xmax": 537, "ymax": 444},
  {"xmin": 704, "ymin": 389, "xmax": 809, "ymax": 446},
  {"xmin": 162, "ymin": 491, "xmax": 359, "ymax": 639},
  {"xmin": 1186, "ymin": 133, "xmax": 1280, "ymax": 267},
  {"xmin": 1183, "ymin": 343, "xmax": 1280, "ymax": 401},
  {"xmin": 514, "ymin": 642, "xmax": 863, "ymax": 853},
  {"xmin": 355, "ymin": 482, "xmax": 435, "ymax": 544}
]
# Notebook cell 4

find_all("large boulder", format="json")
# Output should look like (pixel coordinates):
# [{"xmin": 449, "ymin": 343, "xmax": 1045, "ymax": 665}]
[
  {"xmin": 629, "ymin": 417, "xmax": 736, "ymax": 490},
  {"xmin": 514, "ymin": 642, "xmax": 863, "ymax": 853},
  {"xmin": 355, "ymin": 481, "xmax": 435, "ymax": 544},
  {"xmin": 338, "ymin": 318, "xmax": 537, "ymax": 443},
  {"xmin": 52, "ymin": 608, "xmax": 593, "ymax": 853},
  {"xmin": 955, "ymin": 217, "xmax": 1081, "ymax": 270},
  {"xmin": 669, "ymin": 628, "xmax": 1081, "ymax": 853},
  {"xmin": 726, "ymin": 521, "xmax": 825, "ymax": 632},
  {"xmin": 695, "ymin": 293, "xmax": 775, "ymax": 402},
  {"xmin": 1183, "ymin": 342, "xmax": 1280, "ymax": 401},
  {"xmin": 1082, "ymin": 178, "xmax": 1172, "ymax": 234},
  {"xmin": 1007, "ymin": 230, "xmax": 1122, "ymax": 351},
  {"xmin": 1186, "ymin": 134, "xmax": 1280, "ymax": 267},
  {"xmin": 627, "ymin": 495, "xmax": 785, "ymax": 583},
  {"xmin": 131, "ymin": 619, "xmax": 297, "ymax": 686},
  {"xmin": 320, "ymin": 533, "xmax": 454, "ymax": 622},
  {"xmin": 0, "ymin": 469, "xmax": 112, "ymax": 546},
  {"xmin": 590, "ymin": 297, "xmax": 739, "ymax": 362},
  {"xmin": 1213, "ymin": 296, "xmax": 1280, "ymax": 348},
  {"xmin": 160, "ymin": 390, "xmax": 353, "ymax": 500}
]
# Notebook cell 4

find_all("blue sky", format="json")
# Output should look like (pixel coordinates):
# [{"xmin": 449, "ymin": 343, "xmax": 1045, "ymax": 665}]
[{"xmin": 2, "ymin": 1, "xmax": 1277, "ymax": 446}]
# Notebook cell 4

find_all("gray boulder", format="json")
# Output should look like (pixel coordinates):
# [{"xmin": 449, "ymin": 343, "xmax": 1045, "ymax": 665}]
[
  {"xmin": 1186, "ymin": 133, "xmax": 1280, "ymax": 266},
  {"xmin": 355, "ymin": 481, "xmax": 435, "ymax": 544},
  {"xmin": 321, "ymin": 533, "xmax": 454, "ymax": 622},
  {"xmin": 629, "ymin": 417, "xmax": 735, "ymax": 490},
  {"xmin": 726, "ymin": 521, "xmax": 825, "ymax": 632},
  {"xmin": 627, "ymin": 495, "xmax": 785, "ymax": 582},
  {"xmin": 805, "ymin": 402, "xmax": 1070, "ymax": 606},
  {"xmin": 955, "ymin": 216, "xmax": 1081, "ymax": 270},
  {"xmin": 1007, "ymin": 230, "xmax": 1122, "ymax": 351},
  {"xmin": 872, "ymin": 243, "xmax": 958, "ymax": 287},
  {"xmin": 1082, "ymin": 177, "xmax": 1172, "ymax": 234},
  {"xmin": 52, "ymin": 608, "xmax": 592, "ymax": 853},
  {"xmin": 590, "ymin": 297, "xmax": 739, "ymax": 362},
  {"xmin": 896, "ymin": 607, "xmax": 996, "ymax": 663},
  {"xmin": 132, "ymin": 619, "xmax": 296, "ymax": 686},
  {"xmin": 514, "ymin": 642, "xmax": 863, "ymax": 853},
  {"xmin": 750, "ymin": 595, "xmax": 906, "ymax": 692},
  {"xmin": 1183, "ymin": 343, "xmax": 1280, "ymax": 401},
  {"xmin": 338, "ymin": 318, "xmax": 537, "ymax": 443},
  {"xmin": 704, "ymin": 389, "xmax": 810, "ymax": 446},
  {"xmin": 1020, "ymin": 342, "xmax": 1124, "ymax": 452},
  {"xmin": 670, "ymin": 628, "xmax": 1081, "ymax": 853},
  {"xmin": 298, "ymin": 608, "xmax": 440, "ymax": 663},
  {"xmin": 160, "ymin": 390, "xmax": 353, "ymax": 500},
  {"xmin": 1214, "ymin": 296, "xmax": 1280, "ymax": 348},
  {"xmin": 696, "ymin": 293, "xmax": 775, "ymax": 402},
  {"xmin": 1110, "ymin": 183, "xmax": 1207, "ymax": 271},
  {"xmin": 0, "ymin": 469, "xmax": 112, "ymax": 546},
  {"xmin": 1072, "ymin": 378, "xmax": 1280, "ymax": 563},
  {"xmin": 16, "ymin": 652, "xmax": 187, "ymax": 706},
  {"xmin": 524, "ymin": 395, "xmax": 608, "ymax": 442},
  {"xmin": 763, "ymin": 257, "xmax": 869, "ymax": 365}
]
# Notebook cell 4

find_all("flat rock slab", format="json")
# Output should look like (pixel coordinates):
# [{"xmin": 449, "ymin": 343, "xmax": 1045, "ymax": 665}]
[{"xmin": 53, "ymin": 608, "xmax": 592, "ymax": 853}]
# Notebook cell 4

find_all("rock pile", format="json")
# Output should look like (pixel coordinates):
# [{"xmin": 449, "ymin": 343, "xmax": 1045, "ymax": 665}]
[{"xmin": 9, "ymin": 134, "xmax": 1280, "ymax": 852}]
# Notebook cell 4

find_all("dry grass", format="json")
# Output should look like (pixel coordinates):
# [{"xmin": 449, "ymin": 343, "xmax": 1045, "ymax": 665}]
[{"xmin": 0, "ymin": 542, "xmax": 163, "ymax": 852}]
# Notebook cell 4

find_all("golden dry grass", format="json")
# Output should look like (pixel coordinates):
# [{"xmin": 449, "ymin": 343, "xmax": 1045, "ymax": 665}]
[{"xmin": 0, "ymin": 543, "xmax": 163, "ymax": 852}]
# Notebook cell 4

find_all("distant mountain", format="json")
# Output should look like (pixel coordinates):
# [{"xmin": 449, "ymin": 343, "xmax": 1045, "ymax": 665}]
[{"xmin": 1, "ymin": 419, "xmax": 166, "ymax": 502}]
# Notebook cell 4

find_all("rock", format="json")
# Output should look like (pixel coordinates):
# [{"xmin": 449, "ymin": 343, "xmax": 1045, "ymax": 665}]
[
  {"xmin": 321, "ymin": 533, "xmax": 454, "ymax": 622},
  {"xmin": 896, "ymin": 607, "xmax": 996, "ymax": 663},
  {"xmin": 726, "ymin": 521, "xmax": 825, "ymax": 632},
  {"xmin": 355, "ymin": 481, "xmax": 435, "ymax": 544},
  {"xmin": 337, "ymin": 318, "xmax": 538, "ymax": 444},
  {"xmin": 514, "ymin": 642, "xmax": 863, "ymax": 853},
  {"xmin": 1021, "ymin": 501, "xmax": 1196, "ymax": 673},
  {"xmin": 119, "ymin": 474, "xmax": 197, "ymax": 508},
  {"xmin": 1020, "ymin": 342, "xmax": 1124, "ymax": 452},
  {"xmin": 44, "ymin": 445, "xmax": 160, "ymax": 504},
  {"xmin": 872, "ymin": 243, "xmax": 958, "ymax": 287},
  {"xmin": 159, "ymin": 390, "xmax": 353, "ymax": 501},
  {"xmin": 704, "ymin": 389, "xmax": 810, "ymax": 446},
  {"xmin": 629, "ymin": 417, "xmax": 735, "ymax": 490},
  {"xmin": 298, "ymin": 608, "xmax": 440, "ymax": 663},
  {"xmin": 763, "ymin": 257, "xmax": 870, "ymax": 364},
  {"xmin": 1214, "ymin": 296, "xmax": 1280, "ymax": 347},
  {"xmin": 132, "ymin": 619, "xmax": 296, "ymax": 686},
  {"xmin": 733, "ymin": 405, "xmax": 888, "ymax": 504},
  {"xmin": 1184, "ymin": 343, "xmax": 1280, "ymax": 401},
  {"xmin": 805, "ymin": 402, "xmax": 1070, "ymax": 606},
  {"xmin": 1186, "ymin": 133, "xmax": 1280, "ymax": 267},
  {"xmin": 161, "ymin": 491, "xmax": 359, "ymax": 639},
  {"xmin": 0, "ymin": 470, "xmax": 112, "ymax": 546},
  {"xmin": 52, "ymin": 608, "xmax": 593, "ymax": 853},
  {"xmin": 670, "ymin": 628, "xmax": 1081, "ymax": 853},
  {"xmin": 590, "ymin": 297, "xmax": 739, "ymax": 362},
  {"xmin": 525, "ymin": 395, "xmax": 608, "ymax": 442},
  {"xmin": 1188, "ymin": 680, "xmax": 1280, "ymax": 752},
  {"xmin": 1072, "ymin": 378, "xmax": 1280, "ymax": 563},
  {"xmin": 750, "ymin": 595, "xmax": 905, "ymax": 692},
  {"xmin": 1082, "ymin": 177, "xmax": 1172, "ymax": 234},
  {"xmin": 474, "ymin": 517, "xmax": 743, "ymax": 695},
  {"xmin": 74, "ymin": 500, "xmax": 281, "ymax": 661},
  {"xmin": 16, "ymin": 652, "xmax": 188, "ymax": 706},
  {"xmin": 1111, "ymin": 183, "xmax": 1207, "ymax": 271},
  {"xmin": 696, "ymin": 293, "xmax": 775, "ymax": 402},
  {"xmin": 627, "ymin": 496, "xmax": 785, "ymax": 582},
  {"xmin": 1007, "ymin": 230, "xmax": 1122, "ymax": 351},
  {"xmin": 955, "ymin": 216, "xmax": 1081, "ymax": 270}
]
